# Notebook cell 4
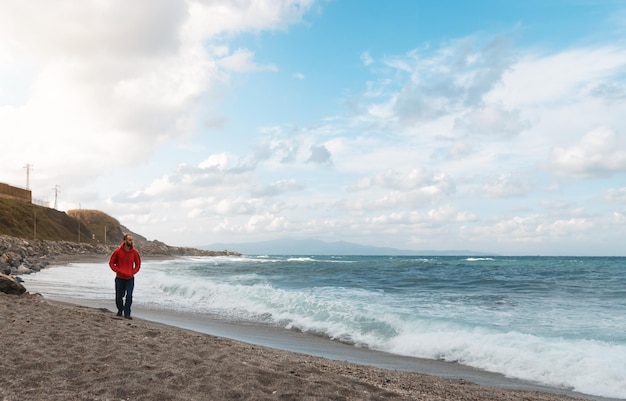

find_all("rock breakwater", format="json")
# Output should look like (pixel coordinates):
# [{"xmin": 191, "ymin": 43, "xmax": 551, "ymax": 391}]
[
  {"xmin": 0, "ymin": 234, "xmax": 240, "ymax": 279},
  {"xmin": 0, "ymin": 235, "xmax": 109, "ymax": 276}
]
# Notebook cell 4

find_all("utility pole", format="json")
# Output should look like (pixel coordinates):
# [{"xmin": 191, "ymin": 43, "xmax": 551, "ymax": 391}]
[
  {"xmin": 53, "ymin": 185, "xmax": 61, "ymax": 209},
  {"xmin": 78, "ymin": 203, "xmax": 81, "ymax": 243},
  {"xmin": 23, "ymin": 163, "xmax": 33, "ymax": 189}
]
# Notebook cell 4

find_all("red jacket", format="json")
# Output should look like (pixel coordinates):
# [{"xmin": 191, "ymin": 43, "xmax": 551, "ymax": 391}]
[{"xmin": 109, "ymin": 242, "xmax": 141, "ymax": 280}]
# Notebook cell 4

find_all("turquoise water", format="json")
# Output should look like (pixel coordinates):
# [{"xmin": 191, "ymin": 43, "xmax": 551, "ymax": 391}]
[{"xmin": 26, "ymin": 255, "xmax": 626, "ymax": 398}]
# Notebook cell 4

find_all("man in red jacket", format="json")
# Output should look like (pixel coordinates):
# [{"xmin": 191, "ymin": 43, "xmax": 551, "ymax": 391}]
[{"xmin": 109, "ymin": 234, "xmax": 141, "ymax": 319}]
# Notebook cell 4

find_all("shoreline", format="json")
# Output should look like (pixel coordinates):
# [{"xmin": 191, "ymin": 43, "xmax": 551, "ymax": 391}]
[
  {"xmin": 41, "ymin": 296, "xmax": 563, "ymax": 388},
  {"xmin": 7, "ymin": 256, "xmax": 619, "ymax": 400},
  {"xmin": 60, "ymin": 297, "xmax": 608, "ymax": 399},
  {"xmin": 0, "ymin": 292, "xmax": 599, "ymax": 401}
]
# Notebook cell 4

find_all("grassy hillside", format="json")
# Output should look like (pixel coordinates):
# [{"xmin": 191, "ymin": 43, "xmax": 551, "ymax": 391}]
[
  {"xmin": 0, "ymin": 199, "xmax": 239, "ymax": 256},
  {"xmin": 0, "ymin": 198, "xmax": 93, "ymax": 242},
  {"xmin": 0, "ymin": 199, "xmax": 144, "ymax": 246},
  {"xmin": 66, "ymin": 209, "xmax": 147, "ymax": 246}
]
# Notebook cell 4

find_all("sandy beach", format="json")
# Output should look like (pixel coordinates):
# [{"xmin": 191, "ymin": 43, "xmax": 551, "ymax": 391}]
[{"xmin": 0, "ymin": 289, "xmax": 596, "ymax": 401}]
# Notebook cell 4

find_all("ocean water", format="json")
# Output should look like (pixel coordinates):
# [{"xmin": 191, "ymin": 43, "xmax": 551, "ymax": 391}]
[{"xmin": 24, "ymin": 255, "xmax": 626, "ymax": 399}]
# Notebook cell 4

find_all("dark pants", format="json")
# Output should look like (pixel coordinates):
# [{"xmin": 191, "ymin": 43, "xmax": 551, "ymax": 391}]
[{"xmin": 115, "ymin": 277, "xmax": 135, "ymax": 317}]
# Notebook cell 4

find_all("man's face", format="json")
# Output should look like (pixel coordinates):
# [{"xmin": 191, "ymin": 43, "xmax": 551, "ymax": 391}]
[{"xmin": 125, "ymin": 236, "xmax": 134, "ymax": 247}]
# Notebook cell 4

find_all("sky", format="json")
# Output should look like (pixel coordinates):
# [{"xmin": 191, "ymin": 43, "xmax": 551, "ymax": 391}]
[{"xmin": 1, "ymin": 0, "xmax": 626, "ymax": 256}]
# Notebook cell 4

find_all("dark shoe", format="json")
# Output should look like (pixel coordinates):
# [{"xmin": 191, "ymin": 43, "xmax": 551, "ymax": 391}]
[
  {"xmin": 116, "ymin": 311, "xmax": 123, "ymax": 317},
  {"xmin": 124, "ymin": 316, "xmax": 132, "ymax": 320}
]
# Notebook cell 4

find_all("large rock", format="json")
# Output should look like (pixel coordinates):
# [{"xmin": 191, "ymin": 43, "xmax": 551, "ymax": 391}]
[
  {"xmin": 16, "ymin": 264, "xmax": 33, "ymax": 275},
  {"xmin": 0, "ymin": 273, "xmax": 26, "ymax": 295}
]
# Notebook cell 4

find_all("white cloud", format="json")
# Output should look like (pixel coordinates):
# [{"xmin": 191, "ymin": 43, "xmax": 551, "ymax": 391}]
[
  {"xmin": 427, "ymin": 205, "xmax": 476, "ymax": 222},
  {"xmin": 250, "ymin": 179, "xmax": 304, "ymax": 197},
  {"xmin": 481, "ymin": 173, "xmax": 532, "ymax": 198},
  {"xmin": 538, "ymin": 217, "xmax": 595, "ymax": 238},
  {"xmin": 252, "ymin": 125, "xmax": 340, "ymax": 168},
  {"xmin": 360, "ymin": 51, "xmax": 374, "ymax": 66},
  {"xmin": 487, "ymin": 46, "xmax": 626, "ymax": 107},
  {"xmin": 307, "ymin": 145, "xmax": 332, "ymax": 164},
  {"xmin": 0, "ymin": 0, "xmax": 186, "ymax": 59},
  {"xmin": 198, "ymin": 154, "xmax": 230, "ymax": 171},
  {"xmin": 0, "ymin": 0, "xmax": 310, "ymax": 191},
  {"xmin": 217, "ymin": 48, "xmax": 277, "ymax": 72},
  {"xmin": 380, "ymin": 36, "xmax": 515, "ymax": 126},
  {"xmin": 341, "ymin": 169, "xmax": 456, "ymax": 214},
  {"xmin": 474, "ymin": 215, "xmax": 544, "ymax": 243},
  {"xmin": 589, "ymin": 82, "xmax": 626, "ymax": 100},
  {"xmin": 350, "ymin": 169, "xmax": 454, "ymax": 193},
  {"xmin": 550, "ymin": 126, "xmax": 626, "ymax": 177},
  {"xmin": 245, "ymin": 213, "xmax": 289, "ymax": 233},
  {"xmin": 214, "ymin": 198, "xmax": 264, "ymax": 215},
  {"xmin": 606, "ymin": 187, "xmax": 626, "ymax": 202},
  {"xmin": 455, "ymin": 105, "xmax": 528, "ymax": 138},
  {"xmin": 183, "ymin": 0, "xmax": 315, "ymax": 40}
]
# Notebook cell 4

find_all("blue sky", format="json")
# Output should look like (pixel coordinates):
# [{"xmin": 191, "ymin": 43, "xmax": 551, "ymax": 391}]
[{"xmin": 1, "ymin": 0, "xmax": 626, "ymax": 255}]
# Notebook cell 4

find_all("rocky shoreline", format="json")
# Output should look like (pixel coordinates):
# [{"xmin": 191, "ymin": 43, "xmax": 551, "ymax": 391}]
[{"xmin": 0, "ymin": 234, "xmax": 240, "ymax": 295}]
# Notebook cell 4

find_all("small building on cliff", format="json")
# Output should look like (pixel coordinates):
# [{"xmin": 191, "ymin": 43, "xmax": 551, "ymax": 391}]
[{"xmin": 0, "ymin": 182, "xmax": 31, "ymax": 203}]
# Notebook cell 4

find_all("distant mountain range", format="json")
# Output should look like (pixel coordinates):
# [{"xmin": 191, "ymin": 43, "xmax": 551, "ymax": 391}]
[{"xmin": 201, "ymin": 238, "xmax": 495, "ymax": 256}]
